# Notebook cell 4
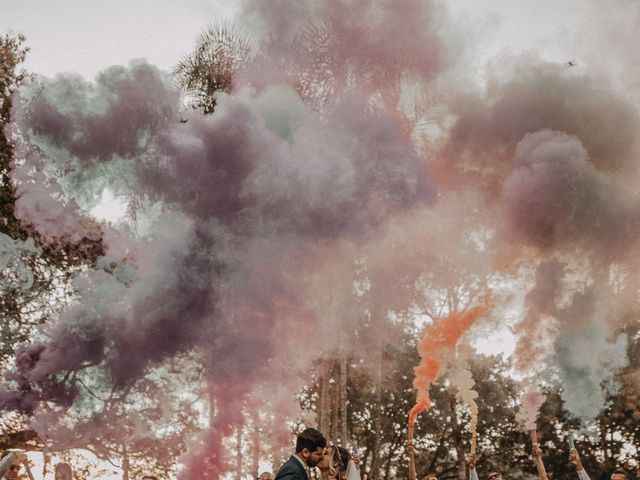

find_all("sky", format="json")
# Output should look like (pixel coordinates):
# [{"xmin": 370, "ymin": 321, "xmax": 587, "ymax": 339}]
[
  {"xmin": 1, "ymin": 0, "xmax": 239, "ymax": 79},
  {"xmin": 2, "ymin": 0, "xmax": 596, "ymax": 80}
]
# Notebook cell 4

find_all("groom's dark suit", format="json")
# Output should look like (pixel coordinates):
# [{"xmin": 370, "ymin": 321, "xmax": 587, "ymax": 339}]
[{"xmin": 274, "ymin": 455, "xmax": 309, "ymax": 480}]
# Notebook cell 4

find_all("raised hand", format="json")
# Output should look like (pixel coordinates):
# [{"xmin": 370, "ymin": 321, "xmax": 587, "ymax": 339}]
[
  {"xmin": 15, "ymin": 453, "xmax": 28, "ymax": 463},
  {"xmin": 569, "ymin": 449, "xmax": 584, "ymax": 471},
  {"xmin": 532, "ymin": 445, "xmax": 542, "ymax": 458},
  {"xmin": 407, "ymin": 440, "xmax": 414, "ymax": 455}
]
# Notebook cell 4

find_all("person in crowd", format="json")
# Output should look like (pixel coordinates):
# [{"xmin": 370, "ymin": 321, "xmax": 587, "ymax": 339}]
[
  {"xmin": 0, "ymin": 452, "xmax": 34, "ymax": 480},
  {"xmin": 570, "ymin": 448, "xmax": 633, "ymax": 480},
  {"xmin": 317, "ymin": 445, "xmax": 360, "ymax": 480},
  {"xmin": 54, "ymin": 462, "xmax": 73, "ymax": 480},
  {"xmin": 531, "ymin": 444, "xmax": 549, "ymax": 480},
  {"xmin": 274, "ymin": 428, "xmax": 327, "ymax": 480},
  {"xmin": 468, "ymin": 451, "xmax": 505, "ymax": 480},
  {"xmin": 407, "ymin": 440, "xmax": 437, "ymax": 480},
  {"xmin": 258, "ymin": 473, "xmax": 273, "ymax": 480},
  {"xmin": 467, "ymin": 452, "xmax": 480, "ymax": 480},
  {"xmin": 141, "ymin": 476, "xmax": 158, "ymax": 480},
  {"xmin": 468, "ymin": 444, "xmax": 547, "ymax": 480}
]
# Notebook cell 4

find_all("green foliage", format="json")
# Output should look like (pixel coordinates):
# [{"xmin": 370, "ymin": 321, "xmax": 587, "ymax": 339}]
[
  {"xmin": 1, "ymin": 33, "xmax": 29, "ymax": 239},
  {"xmin": 0, "ymin": 33, "xmax": 100, "ymax": 366},
  {"xmin": 0, "ymin": 33, "xmax": 100, "ymax": 457},
  {"xmin": 173, "ymin": 23, "xmax": 256, "ymax": 113},
  {"xmin": 299, "ymin": 325, "xmax": 640, "ymax": 480}
]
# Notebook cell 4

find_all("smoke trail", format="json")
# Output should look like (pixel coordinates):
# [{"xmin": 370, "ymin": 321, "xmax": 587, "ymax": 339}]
[
  {"xmin": 516, "ymin": 384, "xmax": 545, "ymax": 431},
  {"xmin": 450, "ymin": 358, "xmax": 479, "ymax": 452},
  {"xmin": 502, "ymin": 130, "xmax": 634, "ymax": 421},
  {"xmin": 554, "ymin": 287, "xmax": 629, "ymax": 421},
  {"xmin": 513, "ymin": 259, "xmax": 564, "ymax": 373},
  {"xmin": 409, "ymin": 305, "xmax": 488, "ymax": 427},
  {"xmin": 512, "ymin": 260, "xmax": 562, "ymax": 429}
]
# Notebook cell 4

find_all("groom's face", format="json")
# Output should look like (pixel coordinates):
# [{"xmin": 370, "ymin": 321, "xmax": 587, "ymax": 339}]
[{"xmin": 302, "ymin": 447, "xmax": 325, "ymax": 467}]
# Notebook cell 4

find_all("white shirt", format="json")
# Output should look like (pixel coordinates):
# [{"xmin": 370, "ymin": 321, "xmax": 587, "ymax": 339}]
[
  {"xmin": 577, "ymin": 469, "xmax": 592, "ymax": 480},
  {"xmin": 0, "ymin": 453, "xmax": 16, "ymax": 476}
]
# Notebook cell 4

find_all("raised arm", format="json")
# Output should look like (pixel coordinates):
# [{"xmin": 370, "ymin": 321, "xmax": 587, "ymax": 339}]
[
  {"xmin": 0, "ymin": 452, "xmax": 17, "ymax": 476},
  {"xmin": 531, "ymin": 445, "xmax": 548, "ymax": 480},
  {"xmin": 20, "ymin": 454, "xmax": 35, "ymax": 480},
  {"xmin": 408, "ymin": 439, "xmax": 417, "ymax": 480},
  {"xmin": 467, "ymin": 452, "xmax": 479, "ymax": 480},
  {"xmin": 569, "ymin": 449, "xmax": 591, "ymax": 480}
]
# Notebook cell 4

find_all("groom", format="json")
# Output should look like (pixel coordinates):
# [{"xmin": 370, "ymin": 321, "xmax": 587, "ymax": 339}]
[{"xmin": 274, "ymin": 428, "xmax": 327, "ymax": 480}]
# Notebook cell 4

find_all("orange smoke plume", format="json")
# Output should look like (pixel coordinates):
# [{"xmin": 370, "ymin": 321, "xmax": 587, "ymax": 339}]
[{"xmin": 408, "ymin": 305, "xmax": 489, "ymax": 427}]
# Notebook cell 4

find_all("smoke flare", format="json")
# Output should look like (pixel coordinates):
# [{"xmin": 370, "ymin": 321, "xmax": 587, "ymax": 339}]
[
  {"xmin": 451, "ymin": 361, "xmax": 480, "ymax": 454},
  {"xmin": 409, "ymin": 305, "xmax": 488, "ymax": 427}
]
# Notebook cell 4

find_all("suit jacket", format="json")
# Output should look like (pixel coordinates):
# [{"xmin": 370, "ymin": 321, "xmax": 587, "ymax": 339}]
[{"xmin": 274, "ymin": 455, "xmax": 309, "ymax": 480}]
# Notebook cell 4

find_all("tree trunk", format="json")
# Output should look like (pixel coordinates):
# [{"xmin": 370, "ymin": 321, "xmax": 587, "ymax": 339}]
[
  {"xmin": 236, "ymin": 426, "xmax": 243, "ymax": 480},
  {"xmin": 385, "ymin": 432, "xmax": 402, "ymax": 480},
  {"xmin": 369, "ymin": 330, "xmax": 384, "ymax": 479},
  {"xmin": 361, "ymin": 438, "xmax": 372, "ymax": 480},
  {"xmin": 331, "ymin": 363, "xmax": 340, "ymax": 442},
  {"xmin": 319, "ymin": 369, "xmax": 331, "ymax": 436},
  {"xmin": 600, "ymin": 416, "xmax": 610, "ymax": 465},
  {"xmin": 449, "ymin": 398, "xmax": 467, "ymax": 480},
  {"xmin": 209, "ymin": 382, "xmax": 217, "ymax": 428},
  {"xmin": 252, "ymin": 413, "xmax": 260, "ymax": 479},
  {"xmin": 122, "ymin": 443, "xmax": 130, "ymax": 480},
  {"xmin": 340, "ymin": 350, "xmax": 348, "ymax": 444},
  {"xmin": 42, "ymin": 451, "xmax": 51, "ymax": 479}
]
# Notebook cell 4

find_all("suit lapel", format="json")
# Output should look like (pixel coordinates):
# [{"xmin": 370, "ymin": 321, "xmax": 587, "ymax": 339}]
[{"xmin": 290, "ymin": 455, "xmax": 309, "ymax": 480}]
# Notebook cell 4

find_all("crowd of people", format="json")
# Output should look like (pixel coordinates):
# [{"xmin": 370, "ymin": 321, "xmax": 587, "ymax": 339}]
[
  {"xmin": 2, "ymin": 428, "xmax": 637, "ymax": 480},
  {"xmin": 270, "ymin": 428, "xmax": 638, "ymax": 480},
  {"xmin": 0, "ymin": 453, "xmax": 81, "ymax": 480},
  {"xmin": 0, "ymin": 453, "xmax": 160, "ymax": 480},
  {"xmin": 410, "ymin": 439, "xmax": 638, "ymax": 480}
]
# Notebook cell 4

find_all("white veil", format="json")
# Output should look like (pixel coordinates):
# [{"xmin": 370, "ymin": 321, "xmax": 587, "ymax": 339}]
[{"xmin": 344, "ymin": 459, "xmax": 361, "ymax": 480}]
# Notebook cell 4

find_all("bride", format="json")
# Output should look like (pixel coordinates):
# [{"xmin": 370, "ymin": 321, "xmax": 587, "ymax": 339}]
[{"xmin": 317, "ymin": 445, "xmax": 361, "ymax": 480}]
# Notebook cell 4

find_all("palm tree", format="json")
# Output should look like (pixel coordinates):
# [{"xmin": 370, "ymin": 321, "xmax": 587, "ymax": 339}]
[{"xmin": 173, "ymin": 23, "xmax": 256, "ymax": 113}]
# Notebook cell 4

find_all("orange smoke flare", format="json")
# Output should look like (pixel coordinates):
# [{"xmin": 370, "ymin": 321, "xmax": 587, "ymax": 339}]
[{"xmin": 408, "ymin": 305, "xmax": 489, "ymax": 427}]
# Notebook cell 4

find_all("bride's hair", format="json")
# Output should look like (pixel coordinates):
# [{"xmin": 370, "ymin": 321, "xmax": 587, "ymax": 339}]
[{"xmin": 329, "ymin": 446, "xmax": 351, "ymax": 480}]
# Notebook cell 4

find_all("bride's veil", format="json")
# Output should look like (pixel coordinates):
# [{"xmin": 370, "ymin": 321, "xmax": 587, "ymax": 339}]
[{"xmin": 344, "ymin": 459, "xmax": 361, "ymax": 480}]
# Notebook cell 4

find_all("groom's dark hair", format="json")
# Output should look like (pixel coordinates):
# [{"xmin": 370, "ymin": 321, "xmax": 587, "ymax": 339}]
[{"xmin": 295, "ymin": 427, "xmax": 327, "ymax": 453}]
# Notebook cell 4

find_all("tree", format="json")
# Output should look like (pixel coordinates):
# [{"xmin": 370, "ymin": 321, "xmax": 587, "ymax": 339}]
[
  {"xmin": 0, "ymin": 33, "xmax": 102, "ymax": 369},
  {"xmin": 174, "ymin": 23, "xmax": 255, "ymax": 113},
  {"xmin": 38, "ymin": 354, "xmax": 205, "ymax": 479}
]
